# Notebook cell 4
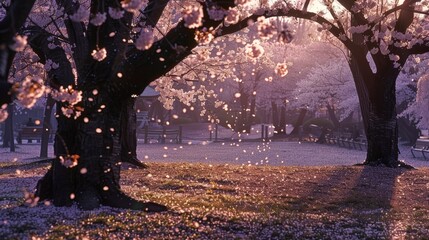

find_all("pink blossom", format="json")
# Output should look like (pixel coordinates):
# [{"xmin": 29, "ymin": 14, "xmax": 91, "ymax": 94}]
[
  {"xmin": 135, "ymin": 27, "xmax": 154, "ymax": 50},
  {"xmin": 69, "ymin": 5, "xmax": 89, "ymax": 22},
  {"xmin": 108, "ymin": 7, "xmax": 124, "ymax": 19},
  {"xmin": 90, "ymin": 12, "xmax": 107, "ymax": 26},
  {"xmin": 182, "ymin": 5, "xmax": 203, "ymax": 29},
  {"xmin": 245, "ymin": 40, "xmax": 264, "ymax": 59},
  {"xmin": 121, "ymin": 0, "xmax": 146, "ymax": 13},
  {"xmin": 9, "ymin": 35, "xmax": 27, "ymax": 52},
  {"xmin": 91, "ymin": 48, "xmax": 107, "ymax": 61},
  {"xmin": 275, "ymin": 63, "xmax": 289, "ymax": 77},
  {"xmin": 224, "ymin": 8, "xmax": 240, "ymax": 26},
  {"xmin": 0, "ymin": 104, "xmax": 8, "ymax": 122}
]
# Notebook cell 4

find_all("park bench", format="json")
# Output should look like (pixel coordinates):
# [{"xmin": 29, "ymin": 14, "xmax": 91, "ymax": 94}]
[
  {"xmin": 324, "ymin": 133, "xmax": 367, "ymax": 151},
  {"xmin": 16, "ymin": 127, "xmax": 54, "ymax": 144},
  {"xmin": 352, "ymin": 137, "xmax": 367, "ymax": 151},
  {"xmin": 140, "ymin": 126, "xmax": 182, "ymax": 144},
  {"xmin": 411, "ymin": 138, "xmax": 429, "ymax": 159}
]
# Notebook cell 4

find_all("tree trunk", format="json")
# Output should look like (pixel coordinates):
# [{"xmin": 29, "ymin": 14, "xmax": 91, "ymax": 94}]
[
  {"xmin": 289, "ymin": 108, "xmax": 307, "ymax": 136},
  {"xmin": 279, "ymin": 106, "xmax": 286, "ymax": 134},
  {"xmin": 120, "ymin": 98, "xmax": 147, "ymax": 168},
  {"xmin": 271, "ymin": 102, "xmax": 279, "ymax": 132},
  {"xmin": 326, "ymin": 104, "xmax": 340, "ymax": 128},
  {"xmin": 351, "ymin": 60, "xmax": 407, "ymax": 167},
  {"xmin": 40, "ymin": 95, "xmax": 55, "ymax": 158},
  {"xmin": 364, "ymin": 109, "xmax": 399, "ymax": 166}
]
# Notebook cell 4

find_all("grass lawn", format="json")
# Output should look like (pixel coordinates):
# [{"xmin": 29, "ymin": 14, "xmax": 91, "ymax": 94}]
[{"xmin": 1, "ymin": 162, "xmax": 429, "ymax": 239}]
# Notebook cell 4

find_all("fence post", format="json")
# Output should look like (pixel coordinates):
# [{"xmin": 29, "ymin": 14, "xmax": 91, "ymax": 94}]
[
  {"xmin": 261, "ymin": 124, "xmax": 265, "ymax": 140},
  {"xmin": 162, "ymin": 126, "xmax": 166, "ymax": 144},
  {"xmin": 215, "ymin": 123, "xmax": 218, "ymax": 142},
  {"xmin": 265, "ymin": 125, "xmax": 269, "ymax": 140},
  {"xmin": 144, "ymin": 125, "xmax": 148, "ymax": 144},
  {"xmin": 178, "ymin": 126, "xmax": 182, "ymax": 144}
]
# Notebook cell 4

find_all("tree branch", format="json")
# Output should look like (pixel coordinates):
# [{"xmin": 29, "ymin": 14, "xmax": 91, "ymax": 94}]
[
  {"xmin": 0, "ymin": 0, "xmax": 36, "ymax": 85},
  {"xmin": 107, "ymin": 0, "xmax": 235, "ymax": 99},
  {"xmin": 218, "ymin": 7, "xmax": 353, "ymax": 50},
  {"xmin": 26, "ymin": 25, "xmax": 75, "ymax": 88}
]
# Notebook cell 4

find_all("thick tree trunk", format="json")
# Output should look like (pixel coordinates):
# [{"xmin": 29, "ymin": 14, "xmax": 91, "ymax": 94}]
[
  {"xmin": 364, "ymin": 110, "xmax": 399, "ymax": 166},
  {"xmin": 350, "ymin": 58, "xmax": 407, "ymax": 167}
]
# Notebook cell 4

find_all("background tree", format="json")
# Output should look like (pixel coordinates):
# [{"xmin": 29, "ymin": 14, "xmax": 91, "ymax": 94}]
[{"xmin": 222, "ymin": 0, "xmax": 429, "ymax": 167}]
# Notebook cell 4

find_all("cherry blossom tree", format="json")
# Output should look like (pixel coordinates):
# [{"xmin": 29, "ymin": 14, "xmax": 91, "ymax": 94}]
[
  {"xmin": 1, "ymin": 0, "xmax": 428, "ymax": 213},
  {"xmin": 293, "ymin": 58, "xmax": 358, "ymax": 126},
  {"xmin": 222, "ymin": 0, "xmax": 429, "ymax": 167}
]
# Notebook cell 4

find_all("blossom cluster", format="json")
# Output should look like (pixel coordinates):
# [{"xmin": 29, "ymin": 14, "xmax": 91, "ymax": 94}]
[
  {"xmin": 0, "ymin": 104, "xmax": 8, "ymax": 122},
  {"xmin": 108, "ymin": 7, "xmax": 124, "ymax": 19},
  {"xmin": 135, "ymin": 27, "xmax": 155, "ymax": 50},
  {"xmin": 207, "ymin": 7, "xmax": 226, "ymax": 21},
  {"xmin": 121, "ymin": 0, "xmax": 147, "ymax": 13},
  {"xmin": 59, "ymin": 154, "xmax": 80, "ymax": 168},
  {"xmin": 90, "ymin": 12, "xmax": 107, "ymax": 26},
  {"xmin": 182, "ymin": 5, "xmax": 204, "ymax": 29},
  {"xmin": 257, "ymin": 16, "xmax": 277, "ymax": 40},
  {"xmin": 14, "ymin": 76, "xmax": 46, "ymax": 108},
  {"xmin": 9, "ymin": 35, "xmax": 27, "ymax": 52},
  {"xmin": 51, "ymin": 86, "xmax": 83, "ymax": 119},
  {"xmin": 91, "ymin": 48, "xmax": 107, "ymax": 61},
  {"xmin": 274, "ymin": 63, "xmax": 288, "ymax": 77},
  {"xmin": 195, "ymin": 28, "xmax": 215, "ymax": 45},
  {"xmin": 245, "ymin": 40, "xmax": 264, "ymax": 59},
  {"xmin": 69, "ymin": 5, "xmax": 89, "ymax": 22},
  {"xmin": 224, "ymin": 8, "xmax": 240, "ymax": 26}
]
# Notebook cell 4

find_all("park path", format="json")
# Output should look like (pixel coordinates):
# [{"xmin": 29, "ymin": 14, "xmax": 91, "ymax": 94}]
[{"xmin": 0, "ymin": 122, "xmax": 427, "ymax": 168}]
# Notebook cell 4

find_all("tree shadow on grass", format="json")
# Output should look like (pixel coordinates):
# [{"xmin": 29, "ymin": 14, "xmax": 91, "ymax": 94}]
[{"xmin": 286, "ymin": 165, "xmax": 410, "ymax": 238}]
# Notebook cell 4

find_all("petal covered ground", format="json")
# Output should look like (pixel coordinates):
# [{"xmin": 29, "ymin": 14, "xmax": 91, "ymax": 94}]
[{"xmin": 1, "ymin": 161, "xmax": 429, "ymax": 239}]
